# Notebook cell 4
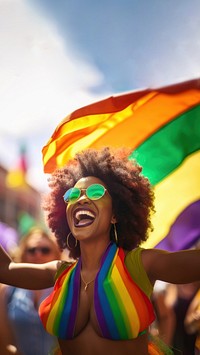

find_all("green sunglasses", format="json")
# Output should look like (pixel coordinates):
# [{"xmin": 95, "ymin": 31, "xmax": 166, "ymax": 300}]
[{"xmin": 63, "ymin": 183, "xmax": 107, "ymax": 204}]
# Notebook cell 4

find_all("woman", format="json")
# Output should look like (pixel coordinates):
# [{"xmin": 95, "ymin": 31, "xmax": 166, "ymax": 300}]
[
  {"xmin": 0, "ymin": 227, "xmax": 61, "ymax": 355},
  {"xmin": 0, "ymin": 147, "xmax": 200, "ymax": 355}
]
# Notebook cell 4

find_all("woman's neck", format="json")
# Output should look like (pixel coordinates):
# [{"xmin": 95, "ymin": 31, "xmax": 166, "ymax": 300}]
[{"xmin": 80, "ymin": 238, "xmax": 110, "ymax": 271}]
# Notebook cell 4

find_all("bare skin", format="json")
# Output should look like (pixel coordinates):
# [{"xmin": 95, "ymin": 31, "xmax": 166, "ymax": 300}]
[
  {"xmin": 58, "ymin": 277, "xmax": 149, "ymax": 355},
  {"xmin": 0, "ymin": 177, "xmax": 200, "ymax": 355}
]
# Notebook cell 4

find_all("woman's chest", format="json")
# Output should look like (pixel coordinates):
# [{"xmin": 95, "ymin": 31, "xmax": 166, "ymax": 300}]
[{"xmin": 74, "ymin": 285, "xmax": 101, "ymax": 336}]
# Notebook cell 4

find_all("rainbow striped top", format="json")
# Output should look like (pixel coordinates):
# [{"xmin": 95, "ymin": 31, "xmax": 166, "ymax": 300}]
[{"xmin": 39, "ymin": 242, "xmax": 155, "ymax": 340}]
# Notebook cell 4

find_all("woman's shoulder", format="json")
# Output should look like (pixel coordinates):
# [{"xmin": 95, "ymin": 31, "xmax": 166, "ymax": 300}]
[
  {"xmin": 54, "ymin": 260, "xmax": 74, "ymax": 280},
  {"xmin": 125, "ymin": 247, "xmax": 153, "ymax": 298}
]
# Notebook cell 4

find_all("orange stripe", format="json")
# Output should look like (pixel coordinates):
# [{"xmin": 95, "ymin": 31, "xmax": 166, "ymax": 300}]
[{"xmin": 39, "ymin": 292, "xmax": 55, "ymax": 326}]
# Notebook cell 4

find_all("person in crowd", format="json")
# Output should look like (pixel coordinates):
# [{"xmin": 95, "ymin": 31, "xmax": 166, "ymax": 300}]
[
  {"xmin": 0, "ymin": 147, "xmax": 200, "ymax": 355},
  {"xmin": 0, "ymin": 227, "xmax": 62, "ymax": 355},
  {"xmin": 150, "ymin": 281, "xmax": 176, "ymax": 347},
  {"xmin": 185, "ymin": 287, "xmax": 200, "ymax": 354},
  {"xmin": 152, "ymin": 240, "xmax": 200, "ymax": 354},
  {"xmin": 153, "ymin": 281, "xmax": 200, "ymax": 354},
  {"xmin": 170, "ymin": 282, "xmax": 200, "ymax": 355}
]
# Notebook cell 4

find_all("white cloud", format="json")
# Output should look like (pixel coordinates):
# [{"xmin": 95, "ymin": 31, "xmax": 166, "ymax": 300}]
[{"xmin": 0, "ymin": 0, "xmax": 108, "ymax": 191}]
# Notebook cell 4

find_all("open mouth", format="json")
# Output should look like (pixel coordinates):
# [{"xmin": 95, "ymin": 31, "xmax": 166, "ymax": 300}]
[{"xmin": 73, "ymin": 208, "xmax": 96, "ymax": 227}]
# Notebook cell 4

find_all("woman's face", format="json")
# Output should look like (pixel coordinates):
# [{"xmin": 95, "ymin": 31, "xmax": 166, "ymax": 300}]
[
  {"xmin": 22, "ymin": 233, "xmax": 59, "ymax": 263},
  {"xmin": 66, "ymin": 176, "xmax": 116, "ymax": 244}
]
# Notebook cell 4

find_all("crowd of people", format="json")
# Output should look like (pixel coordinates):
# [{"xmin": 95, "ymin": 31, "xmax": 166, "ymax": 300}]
[
  {"xmin": 152, "ymin": 280, "xmax": 200, "ymax": 354},
  {"xmin": 0, "ymin": 227, "xmax": 62, "ymax": 355},
  {"xmin": 0, "ymin": 146, "xmax": 199, "ymax": 355}
]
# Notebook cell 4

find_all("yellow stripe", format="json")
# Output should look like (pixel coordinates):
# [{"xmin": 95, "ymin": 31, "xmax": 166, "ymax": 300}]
[
  {"xmin": 46, "ymin": 303, "xmax": 58, "ymax": 334},
  {"xmin": 143, "ymin": 150, "xmax": 200, "ymax": 248},
  {"xmin": 46, "ymin": 291, "xmax": 63, "ymax": 333},
  {"xmin": 43, "ymin": 140, "xmax": 57, "ymax": 167},
  {"xmin": 110, "ymin": 264, "xmax": 140, "ymax": 337}
]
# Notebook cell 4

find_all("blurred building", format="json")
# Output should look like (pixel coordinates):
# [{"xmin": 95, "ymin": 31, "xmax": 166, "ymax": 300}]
[{"xmin": 0, "ymin": 163, "xmax": 43, "ymax": 249}]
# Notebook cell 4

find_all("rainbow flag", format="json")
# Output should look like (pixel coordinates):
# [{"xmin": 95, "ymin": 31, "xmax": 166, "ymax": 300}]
[{"xmin": 42, "ymin": 78, "xmax": 200, "ymax": 250}]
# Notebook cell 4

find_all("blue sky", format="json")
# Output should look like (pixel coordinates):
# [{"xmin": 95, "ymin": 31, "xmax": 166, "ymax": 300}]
[
  {"xmin": 30, "ymin": 0, "xmax": 200, "ymax": 91},
  {"xmin": 0, "ymin": 0, "xmax": 200, "ymax": 191}
]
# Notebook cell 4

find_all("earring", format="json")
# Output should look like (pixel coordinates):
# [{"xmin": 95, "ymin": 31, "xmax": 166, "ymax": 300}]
[
  {"xmin": 66, "ymin": 232, "xmax": 77, "ymax": 249},
  {"xmin": 113, "ymin": 223, "xmax": 118, "ymax": 244}
]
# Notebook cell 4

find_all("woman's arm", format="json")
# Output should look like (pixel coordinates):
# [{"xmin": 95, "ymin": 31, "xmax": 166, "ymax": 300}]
[
  {"xmin": 0, "ymin": 245, "xmax": 61, "ymax": 289},
  {"xmin": 142, "ymin": 248, "xmax": 200, "ymax": 285}
]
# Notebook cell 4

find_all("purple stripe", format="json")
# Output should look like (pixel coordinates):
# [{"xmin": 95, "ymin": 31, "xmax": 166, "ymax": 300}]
[
  {"xmin": 94, "ymin": 244, "xmax": 111, "ymax": 336},
  {"xmin": 156, "ymin": 200, "xmax": 200, "ymax": 251}
]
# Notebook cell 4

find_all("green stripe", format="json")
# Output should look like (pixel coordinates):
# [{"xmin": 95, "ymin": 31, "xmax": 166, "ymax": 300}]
[{"xmin": 129, "ymin": 105, "xmax": 200, "ymax": 185}]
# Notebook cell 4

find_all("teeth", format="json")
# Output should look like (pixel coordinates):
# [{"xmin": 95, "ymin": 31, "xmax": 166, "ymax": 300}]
[{"xmin": 75, "ymin": 210, "xmax": 95, "ymax": 221}]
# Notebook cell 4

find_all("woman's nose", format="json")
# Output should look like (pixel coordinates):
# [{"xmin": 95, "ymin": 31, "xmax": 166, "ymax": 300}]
[{"xmin": 78, "ymin": 192, "xmax": 90, "ymax": 203}]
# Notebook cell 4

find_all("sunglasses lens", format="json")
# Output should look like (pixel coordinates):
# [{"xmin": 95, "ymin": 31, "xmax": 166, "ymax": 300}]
[
  {"xmin": 63, "ymin": 187, "xmax": 81, "ymax": 203},
  {"xmin": 41, "ymin": 247, "xmax": 51, "ymax": 254},
  {"xmin": 63, "ymin": 184, "xmax": 106, "ymax": 203},
  {"xmin": 26, "ymin": 247, "xmax": 36, "ymax": 255},
  {"xmin": 87, "ymin": 184, "xmax": 105, "ymax": 200}
]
